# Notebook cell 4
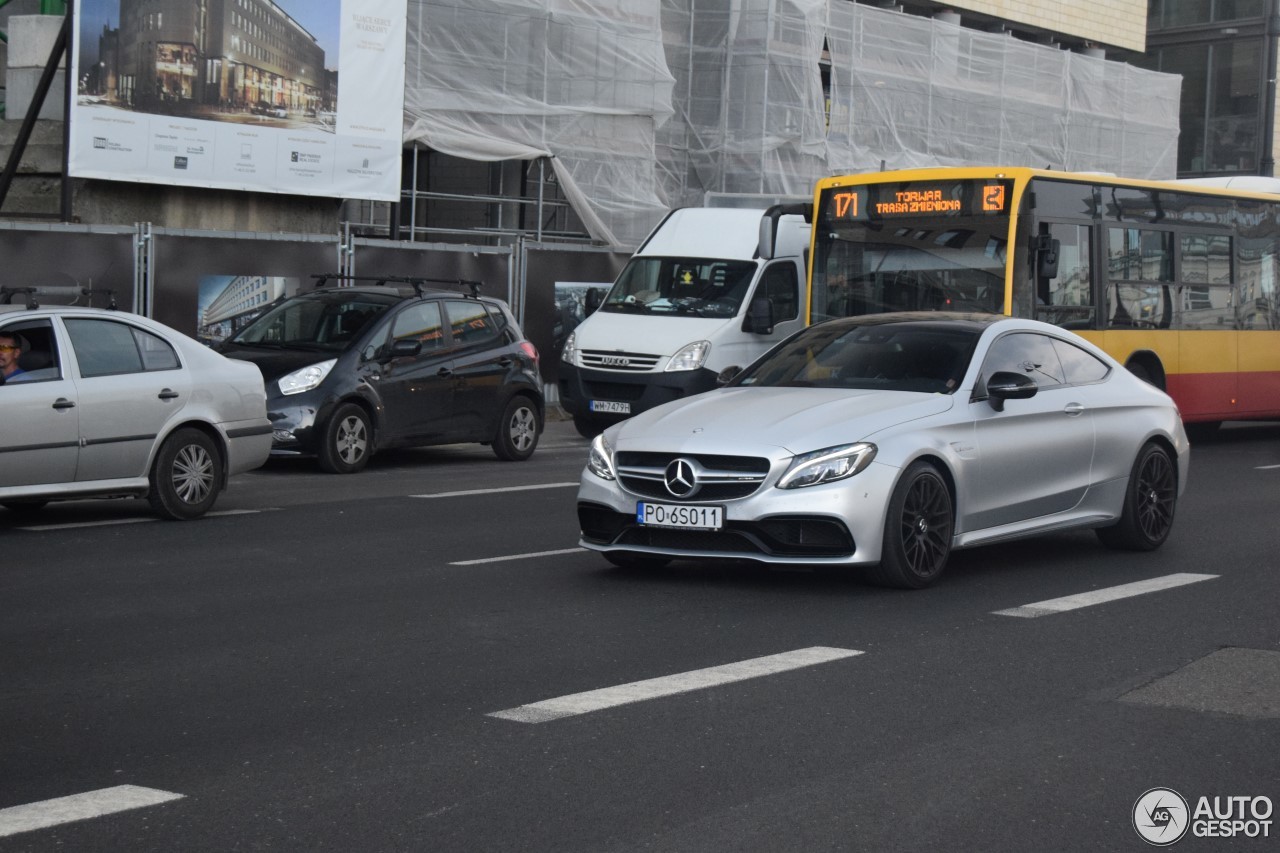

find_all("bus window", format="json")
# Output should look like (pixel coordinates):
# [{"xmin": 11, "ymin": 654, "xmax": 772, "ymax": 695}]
[
  {"xmin": 1107, "ymin": 228, "xmax": 1174, "ymax": 329},
  {"xmin": 1035, "ymin": 223, "xmax": 1095, "ymax": 329}
]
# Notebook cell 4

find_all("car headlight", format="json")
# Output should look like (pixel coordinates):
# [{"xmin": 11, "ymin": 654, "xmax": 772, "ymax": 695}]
[
  {"xmin": 562, "ymin": 332, "xmax": 580, "ymax": 368},
  {"xmin": 586, "ymin": 433, "xmax": 616, "ymax": 481},
  {"xmin": 665, "ymin": 340, "xmax": 710, "ymax": 372},
  {"xmin": 777, "ymin": 443, "xmax": 877, "ymax": 489},
  {"xmin": 277, "ymin": 359, "xmax": 336, "ymax": 396}
]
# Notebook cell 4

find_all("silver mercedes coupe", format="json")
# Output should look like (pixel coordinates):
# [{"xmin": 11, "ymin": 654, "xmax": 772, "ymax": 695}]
[{"xmin": 576, "ymin": 313, "xmax": 1189, "ymax": 588}]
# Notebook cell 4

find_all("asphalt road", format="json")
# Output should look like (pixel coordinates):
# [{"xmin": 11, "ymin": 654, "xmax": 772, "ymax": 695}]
[{"xmin": 2, "ymin": 418, "xmax": 1278, "ymax": 852}]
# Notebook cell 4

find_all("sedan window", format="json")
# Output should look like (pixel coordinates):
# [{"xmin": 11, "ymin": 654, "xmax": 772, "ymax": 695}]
[
  {"xmin": 0, "ymin": 319, "xmax": 62, "ymax": 383},
  {"xmin": 1052, "ymin": 338, "xmax": 1110, "ymax": 385},
  {"xmin": 980, "ymin": 332, "xmax": 1065, "ymax": 389},
  {"xmin": 65, "ymin": 319, "xmax": 181, "ymax": 378},
  {"xmin": 737, "ymin": 324, "xmax": 977, "ymax": 394}
]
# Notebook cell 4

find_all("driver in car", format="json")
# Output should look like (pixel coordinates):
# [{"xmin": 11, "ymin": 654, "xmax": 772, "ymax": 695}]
[{"xmin": 0, "ymin": 331, "xmax": 31, "ymax": 384}]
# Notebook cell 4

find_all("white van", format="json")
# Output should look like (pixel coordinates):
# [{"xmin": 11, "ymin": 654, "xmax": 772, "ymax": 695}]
[{"xmin": 558, "ymin": 204, "xmax": 811, "ymax": 437}]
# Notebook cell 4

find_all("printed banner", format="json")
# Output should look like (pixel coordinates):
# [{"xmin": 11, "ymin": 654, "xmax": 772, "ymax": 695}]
[{"xmin": 68, "ymin": 0, "xmax": 406, "ymax": 201}]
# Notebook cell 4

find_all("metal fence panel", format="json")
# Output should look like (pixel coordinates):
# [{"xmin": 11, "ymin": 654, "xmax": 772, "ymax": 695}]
[{"xmin": 0, "ymin": 222, "xmax": 138, "ymax": 311}]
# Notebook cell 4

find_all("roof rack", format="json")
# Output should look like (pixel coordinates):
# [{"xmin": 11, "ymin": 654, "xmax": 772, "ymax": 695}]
[
  {"xmin": 311, "ymin": 274, "xmax": 484, "ymax": 299},
  {"xmin": 0, "ymin": 287, "xmax": 39, "ymax": 309}
]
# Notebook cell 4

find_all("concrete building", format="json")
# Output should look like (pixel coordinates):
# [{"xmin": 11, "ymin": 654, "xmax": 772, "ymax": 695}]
[{"xmin": 0, "ymin": 0, "xmax": 1199, "ymax": 250}]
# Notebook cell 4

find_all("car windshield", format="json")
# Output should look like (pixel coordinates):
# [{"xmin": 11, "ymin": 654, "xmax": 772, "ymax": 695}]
[
  {"xmin": 599, "ymin": 257, "xmax": 758, "ymax": 318},
  {"xmin": 735, "ymin": 321, "xmax": 980, "ymax": 394},
  {"xmin": 229, "ymin": 294, "xmax": 391, "ymax": 350}
]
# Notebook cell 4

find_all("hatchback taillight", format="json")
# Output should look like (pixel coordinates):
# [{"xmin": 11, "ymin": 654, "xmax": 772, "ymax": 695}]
[{"xmin": 519, "ymin": 340, "xmax": 540, "ymax": 367}]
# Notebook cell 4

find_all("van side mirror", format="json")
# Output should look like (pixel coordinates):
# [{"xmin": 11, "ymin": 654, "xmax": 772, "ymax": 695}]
[
  {"xmin": 745, "ymin": 296, "xmax": 774, "ymax": 334},
  {"xmin": 983, "ymin": 370, "xmax": 1037, "ymax": 411},
  {"xmin": 584, "ymin": 287, "xmax": 603, "ymax": 316},
  {"xmin": 715, "ymin": 366, "xmax": 741, "ymax": 386}
]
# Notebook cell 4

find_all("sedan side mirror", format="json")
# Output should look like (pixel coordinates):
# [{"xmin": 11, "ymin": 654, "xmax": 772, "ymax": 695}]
[{"xmin": 983, "ymin": 370, "xmax": 1037, "ymax": 411}]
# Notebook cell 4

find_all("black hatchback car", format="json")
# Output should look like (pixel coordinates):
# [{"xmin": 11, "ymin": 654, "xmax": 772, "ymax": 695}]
[{"xmin": 217, "ymin": 281, "xmax": 543, "ymax": 473}]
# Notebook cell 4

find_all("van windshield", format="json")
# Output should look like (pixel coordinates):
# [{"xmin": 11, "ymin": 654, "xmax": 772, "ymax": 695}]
[
  {"xmin": 229, "ymin": 294, "xmax": 392, "ymax": 350},
  {"xmin": 601, "ymin": 257, "xmax": 758, "ymax": 318}
]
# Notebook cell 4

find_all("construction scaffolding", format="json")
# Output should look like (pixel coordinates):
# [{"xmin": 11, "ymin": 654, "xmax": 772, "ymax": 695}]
[{"xmin": 402, "ymin": 0, "xmax": 1181, "ymax": 249}]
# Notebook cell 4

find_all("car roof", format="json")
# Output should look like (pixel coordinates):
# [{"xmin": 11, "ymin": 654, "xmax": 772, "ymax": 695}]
[{"xmin": 816, "ymin": 311, "xmax": 1006, "ymax": 332}]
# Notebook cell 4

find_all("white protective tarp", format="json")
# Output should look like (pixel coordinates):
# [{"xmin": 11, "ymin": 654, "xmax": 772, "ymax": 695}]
[{"xmin": 404, "ymin": 0, "xmax": 1181, "ymax": 248}]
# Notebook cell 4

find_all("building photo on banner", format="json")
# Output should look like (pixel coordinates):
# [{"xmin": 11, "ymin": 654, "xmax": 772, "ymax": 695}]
[{"xmin": 67, "ymin": 0, "xmax": 406, "ymax": 200}]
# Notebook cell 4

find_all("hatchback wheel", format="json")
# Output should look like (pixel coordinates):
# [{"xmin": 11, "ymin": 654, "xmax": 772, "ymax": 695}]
[
  {"xmin": 492, "ymin": 396, "xmax": 540, "ymax": 461},
  {"xmin": 1096, "ymin": 442, "xmax": 1177, "ymax": 551},
  {"xmin": 148, "ymin": 428, "xmax": 223, "ymax": 520},
  {"xmin": 318, "ymin": 403, "xmax": 372, "ymax": 474},
  {"xmin": 866, "ymin": 461, "xmax": 953, "ymax": 589}
]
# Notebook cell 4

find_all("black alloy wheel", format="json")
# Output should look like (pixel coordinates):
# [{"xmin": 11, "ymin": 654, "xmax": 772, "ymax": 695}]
[
  {"xmin": 867, "ymin": 461, "xmax": 953, "ymax": 589},
  {"xmin": 1096, "ymin": 442, "xmax": 1177, "ymax": 551}
]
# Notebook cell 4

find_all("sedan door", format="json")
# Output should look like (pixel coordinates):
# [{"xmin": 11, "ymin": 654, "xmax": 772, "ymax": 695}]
[
  {"xmin": 63, "ymin": 317, "xmax": 192, "ymax": 482},
  {"xmin": 0, "ymin": 318, "xmax": 79, "ymax": 487},
  {"xmin": 967, "ymin": 331, "xmax": 1096, "ymax": 530}
]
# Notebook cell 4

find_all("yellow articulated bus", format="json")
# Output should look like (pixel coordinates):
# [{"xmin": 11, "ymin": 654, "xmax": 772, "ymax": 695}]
[{"xmin": 809, "ymin": 166, "xmax": 1280, "ymax": 431}]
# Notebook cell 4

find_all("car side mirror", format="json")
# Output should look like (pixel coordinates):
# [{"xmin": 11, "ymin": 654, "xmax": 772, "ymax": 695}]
[
  {"xmin": 584, "ymin": 287, "xmax": 603, "ymax": 316},
  {"xmin": 381, "ymin": 338, "xmax": 422, "ymax": 362},
  {"xmin": 744, "ymin": 296, "xmax": 774, "ymax": 335},
  {"xmin": 983, "ymin": 370, "xmax": 1037, "ymax": 411},
  {"xmin": 715, "ymin": 366, "xmax": 740, "ymax": 386}
]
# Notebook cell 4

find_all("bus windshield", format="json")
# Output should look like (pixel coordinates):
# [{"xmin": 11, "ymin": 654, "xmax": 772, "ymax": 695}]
[
  {"xmin": 812, "ymin": 179, "xmax": 1012, "ymax": 321},
  {"xmin": 600, "ymin": 257, "xmax": 758, "ymax": 318}
]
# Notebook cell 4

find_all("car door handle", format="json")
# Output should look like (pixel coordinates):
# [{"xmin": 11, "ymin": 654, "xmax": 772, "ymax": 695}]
[
  {"xmin": 437, "ymin": 367, "xmax": 453, "ymax": 377},
  {"xmin": 498, "ymin": 356, "xmax": 514, "ymax": 367},
  {"xmin": 52, "ymin": 397, "xmax": 76, "ymax": 410},
  {"xmin": 1063, "ymin": 402, "xmax": 1085, "ymax": 416},
  {"xmin": 158, "ymin": 388, "xmax": 180, "ymax": 400}
]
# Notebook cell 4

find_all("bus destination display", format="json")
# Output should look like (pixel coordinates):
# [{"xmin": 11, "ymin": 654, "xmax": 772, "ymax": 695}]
[{"xmin": 827, "ymin": 181, "xmax": 1009, "ymax": 221}]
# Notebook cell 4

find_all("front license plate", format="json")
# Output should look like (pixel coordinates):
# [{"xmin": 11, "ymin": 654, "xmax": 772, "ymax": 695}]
[
  {"xmin": 590, "ymin": 400, "xmax": 631, "ymax": 414},
  {"xmin": 637, "ymin": 502, "xmax": 724, "ymax": 530}
]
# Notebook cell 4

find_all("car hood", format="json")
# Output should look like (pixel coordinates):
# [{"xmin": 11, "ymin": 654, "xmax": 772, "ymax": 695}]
[
  {"xmin": 216, "ymin": 343, "xmax": 336, "ymax": 381},
  {"xmin": 610, "ymin": 386, "xmax": 956, "ymax": 456}
]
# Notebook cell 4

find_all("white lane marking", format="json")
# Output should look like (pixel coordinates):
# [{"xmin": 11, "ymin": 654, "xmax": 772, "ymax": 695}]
[
  {"xmin": 1258, "ymin": 464, "xmax": 1280, "ymax": 470},
  {"xmin": 488, "ymin": 646, "xmax": 864, "ymax": 723},
  {"xmin": 17, "ymin": 508, "xmax": 265, "ymax": 532},
  {"xmin": 0, "ymin": 785, "xmax": 184, "ymax": 838},
  {"xmin": 452, "ymin": 547, "xmax": 587, "ymax": 565},
  {"xmin": 411, "ymin": 482, "xmax": 578, "ymax": 499},
  {"xmin": 992, "ymin": 573, "xmax": 1218, "ymax": 618}
]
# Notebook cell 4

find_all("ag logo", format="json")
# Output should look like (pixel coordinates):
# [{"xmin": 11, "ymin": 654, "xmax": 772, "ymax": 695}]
[{"xmin": 1134, "ymin": 788, "xmax": 1190, "ymax": 846}]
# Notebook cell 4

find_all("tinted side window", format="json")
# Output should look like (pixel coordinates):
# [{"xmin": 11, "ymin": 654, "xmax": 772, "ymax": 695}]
[
  {"xmin": 391, "ymin": 301, "xmax": 447, "ymax": 350},
  {"xmin": 1051, "ymin": 338, "xmax": 1110, "ymax": 385},
  {"xmin": 981, "ymin": 332, "xmax": 1065, "ymax": 389},
  {"xmin": 760, "ymin": 263, "xmax": 799, "ymax": 322},
  {"xmin": 446, "ymin": 299, "xmax": 499, "ymax": 347},
  {"xmin": 65, "ymin": 319, "xmax": 179, "ymax": 378}
]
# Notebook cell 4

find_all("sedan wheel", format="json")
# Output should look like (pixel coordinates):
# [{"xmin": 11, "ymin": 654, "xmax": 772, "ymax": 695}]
[
  {"xmin": 492, "ymin": 396, "xmax": 540, "ymax": 461},
  {"xmin": 1096, "ymin": 442, "xmax": 1177, "ymax": 551},
  {"xmin": 148, "ymin": 428, "xmax": 222, "ymax": 520},
  {"xmin": 867, "ymin": 461, "xmax": 953, "ymax": 589},
  {"xmin": 319, "ymin": 403, "xmax": 372, "ymax": 474}
]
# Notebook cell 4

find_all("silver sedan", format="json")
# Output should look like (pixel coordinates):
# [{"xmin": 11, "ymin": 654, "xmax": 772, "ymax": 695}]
[
  {"xmin": 1, "ymin": 302, "xmax": 272, "ymax": 519},
  {"xmin": 577, "ymin": 313, "xmax": 1189, "ymax": 588}
]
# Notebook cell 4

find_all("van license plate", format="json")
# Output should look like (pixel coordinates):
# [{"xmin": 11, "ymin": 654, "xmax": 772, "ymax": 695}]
[
  {"xmin": 637, "ymin": 502, "xmax": 724, "ymax": 530},
  {"xmin": 591, "ymin": 400, "xmax": 630, "ymax": 414}
]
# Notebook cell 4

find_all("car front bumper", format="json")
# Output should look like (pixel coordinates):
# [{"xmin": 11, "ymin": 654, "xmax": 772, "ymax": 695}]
[
  {"xmin": 575, "ymin": 461, "xmax": 902, "ymax": 566},
  {"xmin": 558, "ymin": 363, "xmax": 720, "ymax": 423}
]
